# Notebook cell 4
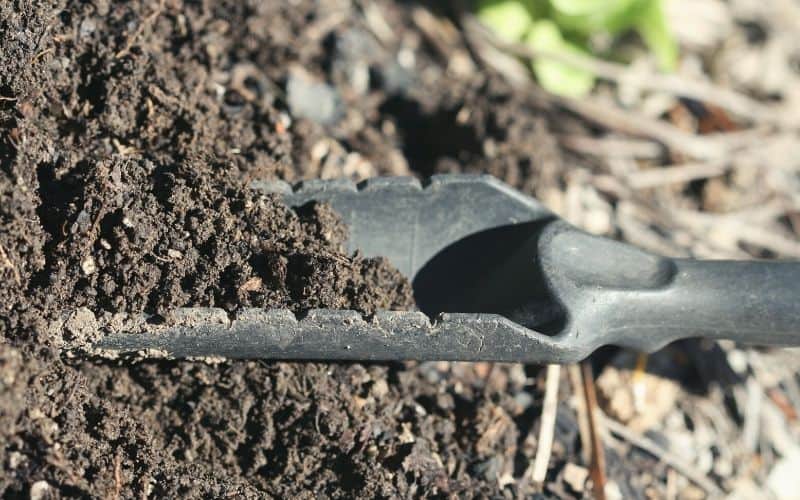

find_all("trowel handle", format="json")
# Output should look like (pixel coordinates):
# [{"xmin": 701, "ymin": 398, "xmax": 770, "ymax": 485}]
[
  {"xmin": 666, "ymin": 259, "xmax": 800, "ymax": 345},
  {"xmin": 539, "ymin": 224, "xmax": 800, "ymax": 351},
  {"xmin": 604, "ymin": 259, "xmax": 800, "ymax": 350}
]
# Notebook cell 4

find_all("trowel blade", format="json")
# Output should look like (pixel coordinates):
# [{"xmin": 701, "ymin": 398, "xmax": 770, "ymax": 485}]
[{"xmin": 251, "ymin": 175, "xmax": 552, "ymax": 280}]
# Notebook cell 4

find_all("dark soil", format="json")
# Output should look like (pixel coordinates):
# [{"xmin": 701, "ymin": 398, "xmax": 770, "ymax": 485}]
[{"xmin": 1, "ymin": 1, "xmax": 601, "ymax": 498}]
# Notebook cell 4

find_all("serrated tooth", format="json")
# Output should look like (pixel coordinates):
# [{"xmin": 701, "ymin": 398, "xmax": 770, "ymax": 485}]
[
  {"xmin": 425, "ymin": 173, "xmax": 492, "ymax": 188},
  {"xmin": 372, "ymin": 310, "xmax": 433, "ymax": 331},
  {"xmin": 300, "ymin": 308, "xmax": 365, "ymax": 326},
  {"xmin": 234, "ymin": 308, "xmax": 297, "ymax": 324},
  {"xmin": 248, "ymin": 179, "xmax": 292, "ymax": 195},
  {"xmin": 293, "ymin": 178, "xmax": 357, "ymax": 194},
  {"xmin": 357, "ymin": 176, "xmax": 422, "ymax": 192},
  {"xmin": 164, "ymin": 307, "xmax": 230, "ymax": 326}
]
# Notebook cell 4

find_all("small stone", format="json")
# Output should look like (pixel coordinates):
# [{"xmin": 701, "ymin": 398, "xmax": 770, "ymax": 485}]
[
  {"xmin": 99, "ymin": 238, "xmax": 111, "ymax": 250},
  {"xmin": 79, "ymin": 18, "xmax": 96, "ymax": 38},
  {"xmin": 379, "ymin": 61, "xmax": 413, "ymax": 95},
  {"xmin": 167, "ymin": 248, "xmax": 183, "ymax": 260},
  {"xmin": 29, "ymin": 480, "xmax": 51, "ymax": 500},
  {"xmin": 8, "ymin": 451, "xmax": 23, "ymax": 469},
  {"xmin": 81, "ymin": 255, "xmax": 97, "ymax": 275},
  {"xmin": 513, "ymin": 391, "xmax": 534, "ymax": 411},
  {"xmin": 563, "ymin": 463, "xmax": 588, "ymax": 492},
  {"xmin": 238, "ymin": 276, "xmax": 262, "ymax": 293},
  {"xmin": 286, "ymin": 70, "xmax": 342, "ymax": 125},
  {"xmin": 398, "ymin": 47, "xmax": 415, "ymax": 68},
  {"xmin": 74, "ymin": 209, "xmax": 92, "ymax": 233},
  {"xmin": 121, "ymin": 216, "xmax": 135, "ymax": 228}
]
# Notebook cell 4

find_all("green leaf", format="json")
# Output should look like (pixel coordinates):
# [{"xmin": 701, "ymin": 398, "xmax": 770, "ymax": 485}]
[
  {"xmin": 636, "ymin": 0, "xmax": 678, "ymax": 71},
  {"xmin": 476, "ymin": 0, "xmax": 536, "ymax": 42},
  {"xmin": 551, "ymin": 0, "xmax": 644, "ymax": 35},
  {"xmin": 551, "ymin": 0, "xmax": 630, "ymax": 16},
  {"xmin": 526, "ymin": 20, "xmax": 595, "ymax": 97}
]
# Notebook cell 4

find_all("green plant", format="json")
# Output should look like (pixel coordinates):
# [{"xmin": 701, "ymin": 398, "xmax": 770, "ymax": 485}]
[{"xmin": 476, "ymin": 0, "xmax": 677, "ymax": 97}]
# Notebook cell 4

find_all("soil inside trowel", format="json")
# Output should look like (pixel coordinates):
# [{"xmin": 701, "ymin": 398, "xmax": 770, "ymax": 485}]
[{"xmin": 1, "ymin": 1, "xmax": 656, "ymax": 498}]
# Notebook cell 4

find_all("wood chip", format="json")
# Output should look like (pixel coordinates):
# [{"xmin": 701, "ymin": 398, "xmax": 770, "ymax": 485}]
[{"xmin": 563, "ymin": 463, "xmax": 589, "ymax": 493}]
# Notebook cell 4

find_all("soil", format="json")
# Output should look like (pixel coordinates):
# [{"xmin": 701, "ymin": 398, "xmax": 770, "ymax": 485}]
[{"xmin": 0, "ymin": 1, "xmax": 718, "ymax": 498}]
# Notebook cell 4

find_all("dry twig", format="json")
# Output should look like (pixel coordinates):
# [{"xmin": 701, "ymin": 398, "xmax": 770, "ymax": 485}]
[
  {"xmin": 558, "ymin": 134, "xmax": 664, "ymax": 160},
  {"xmin": 581, "ymin": 361, "xmax": 607, "ymax": 500},
  {"xmin": 115, "ymin": 0, "xmax": 165, "ymax": 59},
  {"xmin": 531, "ymin": 364, "xmax": 561, "ymax": 483},
  {"xmin": 602, "ymin": 414, "xmax": 723, "ymax": 495},
  {"xmin": 554, "ymin": 95, "xmax": 728, "ymax": 160},
  {"xmin": 667, "ymin": 207, "xmax": 800, "ymax": 257},
  {"xmin": 111, "ymin": 451, "xmax": 122, "ymax": 500},
  {"xmin": 361, "ymin": 2, "xmax": 396, "ymax": 45},
  {"xmin": 461, "ymin": 17, "xmax": 538, "ymax": 89},
  {"xmin": 626, "ymin": 161, "xmax": 729, "ymax": 189},
  {"xmin": 768, "ymin": 387, "xmax": 799, "ymax": 422},
  {"xmin": 568, "ymin": 364, "xmax": 592, "ymax": 466}
]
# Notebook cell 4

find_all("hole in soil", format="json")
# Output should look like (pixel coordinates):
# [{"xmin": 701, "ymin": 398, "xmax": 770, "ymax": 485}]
[
  {"xmin": 411, "ymin": 220, "xmax": 567, "ymax": 335},
  {"xmin": 383, "ymin": 442, "xmax": 414, "ymax": 471},
  {"xmin": 379, "ymin": 96, "xmax": 482, "ymax": 177},
  {"xmin": 35, "ymin": 160, "xmax": 91, "ymax": 243},
  {"xmin": 331, "ymin": 455, "xmax": 366, "ymax": 491},
  {"xmin": 0, "ymin": 85, "xmax": 17, "ymax": 175},
  {"xmin": 74, "ymin": 49, "xmax": 113, "ymax": 118}
]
